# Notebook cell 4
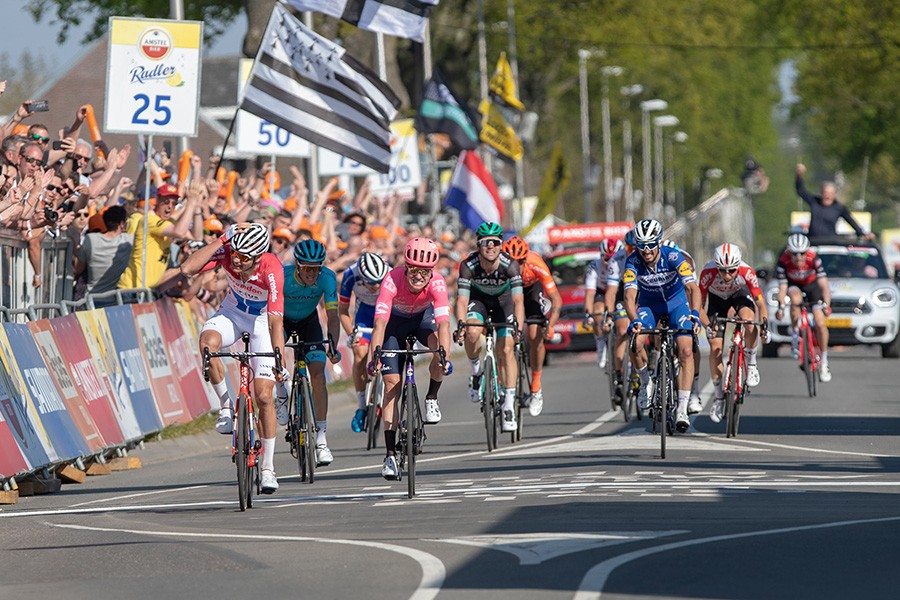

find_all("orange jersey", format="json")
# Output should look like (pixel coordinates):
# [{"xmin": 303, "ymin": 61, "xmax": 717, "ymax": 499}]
[{"xmin": 520, "ymin": 251, "xmax": 557, "ymax": 293}]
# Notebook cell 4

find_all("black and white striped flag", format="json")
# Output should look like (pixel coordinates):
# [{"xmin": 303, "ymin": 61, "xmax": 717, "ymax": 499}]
[
  {"xmin": 285, "ymin": 0, "xmax": 439, "ymax": 43},
  {"xmin": 240, "ymin": 2, "xmax": 401, "ymax": 173}
]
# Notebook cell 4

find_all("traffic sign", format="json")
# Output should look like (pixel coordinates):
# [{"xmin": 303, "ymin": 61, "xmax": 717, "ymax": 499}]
[
  {"xmin": 105, "ymin": 17, "xmax": 203, "ymax": 136},
  {"xmin": 235, "ymin": 58, "xmax": 311, "ymax": 157}
]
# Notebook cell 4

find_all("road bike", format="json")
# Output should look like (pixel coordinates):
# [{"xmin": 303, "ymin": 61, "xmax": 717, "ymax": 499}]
[
  {"xmin": 284, "ymin": 334, "xmax": 337, "ymax": 484},
  {"xmin": 458, "ymin": 321, "xmax": 516, "ymax": 452},
  {"xmin": 631, "ymin": 318, "xmax": 694, "ymax": 459},
  {"xmin": 373, "ymin": 336, "xmax": 447, "ymax": 498},
  {"xmin": 512, "ymin": 317, "xmax": 548, "ymax": 442},
  {"xmin": 351, "ymin": 325, "xmax": 382, "ymax": 451},
  {"xmin": 203, "ymin": 332, "xmax": 282, "ymax": 511},
  {"xmin": 716, "ymin": 316, "xmax": 766, "ymax": 438},
  {"xmin": 795, "ymin": 300, "xmax": 821, "ymax": 398}
]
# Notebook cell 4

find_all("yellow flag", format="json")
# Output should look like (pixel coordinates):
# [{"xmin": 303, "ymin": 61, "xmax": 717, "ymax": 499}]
[
  {"xmin": 521, "ymin": 143, "xmax": 570, "ymax": 236},
  {"xmin": 489, "ymin": 52, "xmax": 525, "ymax": 111},
  {"xmin": 479, "ymin": 100, "xmax": 524, "ymax": 161}
]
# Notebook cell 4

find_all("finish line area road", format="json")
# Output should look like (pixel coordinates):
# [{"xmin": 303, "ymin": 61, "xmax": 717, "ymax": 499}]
[{"xmin": 3, "ymin": 347, "xmax": 899, "ymax": 600}]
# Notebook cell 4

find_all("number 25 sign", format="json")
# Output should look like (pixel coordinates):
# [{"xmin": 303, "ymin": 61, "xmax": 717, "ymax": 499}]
[{"xmin": 105, "ymin": 17, "xmax": 203, "ymax": 136}]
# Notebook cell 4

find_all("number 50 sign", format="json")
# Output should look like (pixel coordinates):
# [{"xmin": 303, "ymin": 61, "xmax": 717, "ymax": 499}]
[{"xmin": 105, "ymin": 17, "xmax": 203, "ymax": 136}]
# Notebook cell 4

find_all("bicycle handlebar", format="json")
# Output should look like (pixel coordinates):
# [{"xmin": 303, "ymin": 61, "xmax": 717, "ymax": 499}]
[
  {"xmin": 715, "ymin": 316, "xmax": 767, "ymax": 327},
  {"xmin": 203, "ymin": 347, "xmax": 282, "ymax": 381},
  {"xmin": 629, "ymin": 327, "xmax": 695, "ymax": 353}
]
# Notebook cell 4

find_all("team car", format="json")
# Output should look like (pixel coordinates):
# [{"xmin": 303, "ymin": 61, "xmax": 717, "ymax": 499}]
[{"xmin": 543, "ymin": 248, "xmax": 598, "ymax": 352}]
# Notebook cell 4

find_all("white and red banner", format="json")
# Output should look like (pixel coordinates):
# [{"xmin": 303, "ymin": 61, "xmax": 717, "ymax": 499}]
[{"xmin": 548, "ymin": 222, "xmax": 633, "ymax": 246}]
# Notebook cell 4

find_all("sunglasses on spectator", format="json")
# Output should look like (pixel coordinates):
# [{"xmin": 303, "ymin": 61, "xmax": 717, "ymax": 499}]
[
  {"xmin": 46, "ymin": 184, "xmax": 63, "ymax": 192},
  {"xmin": 478, "ymin": 239, "xmax": 501, "ymax": 248},
  {"xmin": 406, "ymin": 266, "xmax": 432, "ymax": 279},
  {"xmin": 30, "ymin": 134, "xmax": 50, "ymax": 144},
  {"xmin": 636, "ymin": 241, "xmax": 659, "ymax": 251},
  {"xmin": 272, "ymin": 237, "xmax": 289, "ymax": 244},
  {"xmin": 74, "ymin": 154, "xmax": 90, "ymax": 162},
  {"xmin": 21, "ymin": 156, "xmax": 43, "ymax": 165},
  {"xmin": 76, "ymin": 210, "xmax": 89, "ymax": 218},
  {"xmin": 718, "ymin": 267, "xmax": 738, "ymax": 274},
  {"xmin": 348, "ymin": 220, "xmax": 365, "ymax": 227}
]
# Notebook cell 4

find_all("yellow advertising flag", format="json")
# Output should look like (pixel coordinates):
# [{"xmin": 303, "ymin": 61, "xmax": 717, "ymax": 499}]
[
  {"xmin": 489, "ymin": 52, "xmax": 525, "ymax": 111},
  {"xmin": 521, "ymin": 143, "xmax": 570, "ymax": 236},
  {"xmin": 479, "ymin": 101, "xmax": 524, "ymax": 161}
]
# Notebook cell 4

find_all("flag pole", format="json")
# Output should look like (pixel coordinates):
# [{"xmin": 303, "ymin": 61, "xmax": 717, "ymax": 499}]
[
  {"xmin": 303, "ymin": 10, "xmax": 320, "ymax": 207},
  {"xmin": 421, "ymin": 24, "xmax": 441, "ymax": 219}
]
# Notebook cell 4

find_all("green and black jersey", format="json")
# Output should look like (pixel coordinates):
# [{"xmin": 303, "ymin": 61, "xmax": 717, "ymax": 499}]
[{"xmin": 457, "ymin": 252, "xmax": 523, "ymax": 299}]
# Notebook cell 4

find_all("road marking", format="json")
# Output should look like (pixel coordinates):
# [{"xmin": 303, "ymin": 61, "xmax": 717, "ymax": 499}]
[
  {"xmin": 721, "ymin": 437, "xmax": 899, "ymax": 458},
  {"xmin": 431, "ymin": 531, "xmax": 685, "ymax": 565},
  {"xmin": 492, "ymin": 434, "xmax": 765, "ymax": 456},
  {"xmin": 573, "ymin": 515, "xmax": 900, "ymax": 599},
  {"xmin": 70, "ymin": 485, "xmax": 212, "ymax": 507},
  {"xmin": 46, "ymin": 522, "xmax": 446, "ymax": 600}
]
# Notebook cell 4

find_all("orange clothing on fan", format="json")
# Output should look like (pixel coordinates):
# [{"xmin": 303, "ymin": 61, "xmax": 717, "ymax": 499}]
[{"xmin": 519, "ymin": 250, "xmax": 557, "ymax": 293}]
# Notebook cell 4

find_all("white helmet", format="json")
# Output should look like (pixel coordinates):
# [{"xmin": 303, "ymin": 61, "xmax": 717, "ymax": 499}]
[
  {"xmin": 786, "ymin": 233, "xmax": 810, "ymax": 254},
  {"xmin": 633, "ymin": 219, "xmax": 663, "ymax": 246},
  {"xmin": 714, "ymin": 243, "xmax": 742, "ymax": 269},
  {"xmin": 661, "ymin": 239, "xmax": 680, "ymax": 251},
  {"xmin": 357, "ymin": 252, "xmax": 389, "ymax": 284},
  {"xmin": 230, "ymin": 223, "xmax": 270, "ymax": 258}
]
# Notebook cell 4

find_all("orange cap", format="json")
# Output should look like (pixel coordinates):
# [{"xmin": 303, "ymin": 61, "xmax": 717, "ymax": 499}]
[
  {"xmin": 272, "ymin": 227, "xmax": 294, "ymax": 241},
  {"xmin": 283, "ymin": 196, "xmax": 298, "ymax": 213},
  {"xmin": 369, "ymin": 225, "xmax": 390, "ymax": 240},
  {"xmin": 327, "ymin": 189, "xmax": 346, "ymax": 202},
  {"xmin": 203, "ymin": 216, "xmax": 224, "ymax": 233}
]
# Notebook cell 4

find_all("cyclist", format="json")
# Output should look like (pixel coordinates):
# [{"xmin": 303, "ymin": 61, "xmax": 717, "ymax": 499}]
[
  {"xmin": 595, "ymin": 232, "xmax": 636, "ymax": 402},
  {"xmin": 774, "ymin": 233, "xmax": 832, "ymax": 382},
  {"xmin": 276, "ymin": 239, "xmax": 343, "ymax": 467},
  {"xmin": 501, "ymin": 235, "xmax": 561, "ymax": 416},
  {"xmin": 584, "ymin": 237, "xmax": 623, "ymax": 371},
  {"xmin": 339, "ymin": 251, "xmax": 390, "ymax": 432},
  {"xmin": 367, "ymin": 238, "xmax": 453, "ymax": 480},
  {"xmin": 181, "ymin": 222, "xmax": 286, "ymax": 494},
  {"xmin": 698, "ymin": 243, "xmax": 769, "ymax": 423},
  {"xmin": 456, "ymin": 222, "xmax": 525, "ymax": 433},
  {"xmin": 624, "ymin": 219, "xmax": 701, "ymax": 433}
]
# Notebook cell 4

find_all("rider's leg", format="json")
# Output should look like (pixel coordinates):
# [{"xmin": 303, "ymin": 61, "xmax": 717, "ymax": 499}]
[
  {"xmin": 675, "ymin": 335, "xmax": 695, "ymax": 417},
  {"xmin": 739, "ymin": 306, "xmax": 759, "ymax": 364},
  {"xmin": 788, "ymin": 288, "xmax": 804, "ymax": 355},
  {"xmin": 308, "ymin": 360, "xmax": 330, "ymax": 447},
  {"xmin": 527, "ymin": 323, "xmax": 544, "ymax": 393},
  {"xmin": 253, "ymin": 377, "xmax": 277, "ymax": 471},
  {"xmin": 200, "ymin": 329, "xmax": 228, "ymax": 407},
  {"xmin": 614, "ymin": 317, "xmax": 629, "ymax": 376},
  {"xmin": 380, "ymin": 373, "xmax": 401, "ymax": 455},
  {"xmin": 709, "ymin": 337, "xmax": 724, "ymax": 396},
  {"xmin": 464, "ymin": 320, "xmax": 485, "ymax": 373},
  {"xmin": 592, "ymin": 300, "xmax": 607, "ymax": 369},
  {"xmin": 352, "ymin": 343, "xmax": 369, "ymax": 409},
  {"xmin": 497, "ymin": 333, "xmax": 518, "ymax": 412},
  {"xmin": 813, "ymin": 306, "xmax": 829, "ymax": 363}
]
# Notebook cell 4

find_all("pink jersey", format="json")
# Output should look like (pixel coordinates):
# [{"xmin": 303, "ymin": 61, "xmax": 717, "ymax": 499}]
[
  {"xmin": 374, "ymin": 266, "xmax": 450, "ymax": 322},
  {"xmin": 698, "ymin": 260, "xmax": 763, "ymax": 302},
  {"xmin": 210, "ymin": 247, "xmax": 285, "ymax": 316}
]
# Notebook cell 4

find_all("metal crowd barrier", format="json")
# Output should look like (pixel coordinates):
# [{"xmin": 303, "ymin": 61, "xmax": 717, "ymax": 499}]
[{"xmin": 0, "ymin": 228, "xmax": 74, "ymax": 313}]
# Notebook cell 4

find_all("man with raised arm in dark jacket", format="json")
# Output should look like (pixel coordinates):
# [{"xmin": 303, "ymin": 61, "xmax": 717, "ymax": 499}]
[{"xmin": 795, "ymin": 163, "xmax": 874, "ymax": 240}]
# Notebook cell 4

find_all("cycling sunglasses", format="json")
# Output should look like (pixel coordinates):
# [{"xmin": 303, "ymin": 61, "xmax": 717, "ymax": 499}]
[
  {"xmin": 478, "ymin": 239, "xmax": 502, "ymax": 248},
  {"xmin": 406, "ymin": 266, "xmax": 432, "ymax": 278},
  {"xmin": 635, "ymin": 240, "xmax": 659, "ymax": 251},
  {"xmin": 718, "ymin": 267, "xmax": 738, "ymax": 274}
]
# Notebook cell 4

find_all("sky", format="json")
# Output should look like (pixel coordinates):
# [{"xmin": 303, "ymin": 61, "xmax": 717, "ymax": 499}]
[{"xmin": 3, "ymin": 4, "xmax": 247, "ymax": 80}]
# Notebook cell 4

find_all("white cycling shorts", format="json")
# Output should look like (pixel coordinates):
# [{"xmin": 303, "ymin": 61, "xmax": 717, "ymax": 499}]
[{"xmin": 201, "ymin": 306, "xmax": 275, "ymax": 380}]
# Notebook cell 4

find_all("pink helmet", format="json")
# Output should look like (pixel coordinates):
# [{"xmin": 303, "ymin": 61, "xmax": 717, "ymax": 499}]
[
  {"xmin": 599, "ymin": 237, "xmax": 623, "ymax": 260},
  {"xmin": 404, "ymin": 237, "xmax": 440, "ymax": 268}
]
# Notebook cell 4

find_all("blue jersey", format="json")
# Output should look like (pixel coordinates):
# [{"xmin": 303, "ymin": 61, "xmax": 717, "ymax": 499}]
[
  {"xmin": 339, "ymin": 263, "xmax": 381, "ymax": 310},
  {"xmin": 283, "ymin": 265, "xmax": 339, "ymax": 322},
  {"xmin": 623, "ymin": 248, "xmax": 695, "ymax": 306}
]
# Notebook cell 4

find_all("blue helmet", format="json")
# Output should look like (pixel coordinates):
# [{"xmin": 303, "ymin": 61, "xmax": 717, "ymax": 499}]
[
  {"xmin": 293, "ymin": 239, "xmax": 327, "ymax": 264},
  {"xmin": 624, "ymin": 230, "xmax": 635, "ymax": 247}
]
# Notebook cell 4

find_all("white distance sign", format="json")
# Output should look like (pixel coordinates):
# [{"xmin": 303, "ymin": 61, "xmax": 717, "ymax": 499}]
[
  {"xmin": 235, "ymin": 58, "xmax": 311, "ymax": 157},
  {"xmin": 105, "ymin": 18, "xmax": 203, "ymax": 136}
]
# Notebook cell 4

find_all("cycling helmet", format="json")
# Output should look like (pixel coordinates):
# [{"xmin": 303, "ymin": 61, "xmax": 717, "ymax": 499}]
[
  {"xmin": 357, "ymin": 252, "xmax": 389, "ymax": 284},
  {"xmin": 501, "ymin": 236, "xmax": 529, "ymax": 260},
  {"xmin": 599, "ymin": 238, "xmax": 623, "ymax": 260},
  {"xmin": 786, "ymin": 233, "xmax": 810, "ymax": 254},
  {"xmin": 714, "ymin": 243, "xmax": 742, "ymax": 269},
  {"xmin": 633, "ymin": 219, "xmax": 663, "ymax": 246},
  {"xmin": 476, "ymin": 222, "xmax": 503, "ymax": 240},
  {"xmin": 661, "ymin": 239, "xmax": 681, "ymax": 251},
  {"xmin": 293, "ymin": 238, "xmax": 327, "ymax": 264},
  {"xmin": 230, "ymin": 223, "xmax": 270, "ymax": 258},
  {"xmin": 404, "ymin": 237, "xmax": 440, "ymax": 268},
  {"xmin": 624, "ymin": 230, "xmax": 636, "ymax": 247}
]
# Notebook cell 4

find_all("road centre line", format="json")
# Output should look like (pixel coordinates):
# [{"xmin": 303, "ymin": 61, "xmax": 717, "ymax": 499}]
[{"xmin": 46, "ymin": 522, "xmax": 445, "ymax": 600}]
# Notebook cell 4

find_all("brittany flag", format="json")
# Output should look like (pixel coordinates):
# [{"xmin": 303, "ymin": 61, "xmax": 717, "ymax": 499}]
[{"xmin": 444, "ymin": 151, "xmax": 504, "ymax": 231}]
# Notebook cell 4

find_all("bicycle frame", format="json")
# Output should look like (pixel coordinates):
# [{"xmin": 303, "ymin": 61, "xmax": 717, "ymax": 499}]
[
  {"xmin": 458, "ymin": 321, "xmax": 512, "ymax": 452},
  {"xmin": 796, "ymin": 302, "xmax": 820, "ymax": 397},
  {"xmin": 717, "ymin": 316, "xmax": 765, "ymax": 437}
]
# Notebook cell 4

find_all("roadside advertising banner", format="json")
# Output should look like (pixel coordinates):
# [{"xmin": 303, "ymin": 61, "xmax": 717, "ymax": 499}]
[
  {"xmin": 75, "ymin": 310, "xmax": 144, "ymax": 441},
  {"xmin": 0, "ymin": 327, "xmax": 56, "ymax": 467},
  {"xmin": 547, "ymin": 222, "xmax": 633, "ymax": 246},
  {"xmin": 131, "ymin": 304, "xmax": 190, "ymax": 425},
  {"xmin": 3, "ymin": 323, "xmax": 90, "ymax": 461},
  {"xmin": 105, "ymin": 305, "xmax": 164, "ymax": 434},
  {"xmin": 28, "ymin": 320, "xmax": 106, "ymax": 454},
  {"xmin": 0, "ymin": 398, "xmax": 29, "ymax": 477},
  {"xmin": 173, "ymin": 300, "xmax": 219, "ymax": 409},
  {"xmin": 155, "ymin": 299, "xmax": 212, "ymax": 418},
  {"xmin": 49, "ymin": 315, "xmax": 127, "ymax": 447}
]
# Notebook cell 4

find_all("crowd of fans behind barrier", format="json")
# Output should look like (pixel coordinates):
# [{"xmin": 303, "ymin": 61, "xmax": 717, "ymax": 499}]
[{"xmin": 0, "ymin": 87, "xmax": 470, "ymax": 319}]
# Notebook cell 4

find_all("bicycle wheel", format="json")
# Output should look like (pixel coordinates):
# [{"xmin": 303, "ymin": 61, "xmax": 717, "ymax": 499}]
[
  {"xmin": 725, "ymin": 349, "xmax": 740, "ymax": 438},
  {"xmin": 236, "ymin": 393, "xmax": 250, "ymax": 511},
  {"xmin": 482, "ymin": 357, "xmax": 496, "ymax": 451},
  {"xmin": 365, "ymin": 372, "xmax": 382, "ymax": 451},
  {"xmin": 514, "ymin": 347, "xmax": 529, "ymax": 443},
  {"xmin": 288, "ymin": 374, "xmax": 304, "ymax": 477},
  {"xmin": 606, "ymin": 330, "xmax": 618, "ymax": 411},
  {"xmin": 300, "ymin": 380, "xmax": 317, "ymax": 483},
  {"xmin": 802, "ymin": 327, "xmax": 816, "ymax": 397},
  {"xmin": 405, "ymin": 382, "xmax": 418, "ymax": 499},
  {"xmin": 656, "ymin": 357, "xmax": 669, "ymax": 459}
]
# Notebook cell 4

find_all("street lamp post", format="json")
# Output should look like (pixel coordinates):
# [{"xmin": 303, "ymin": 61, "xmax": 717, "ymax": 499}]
[
  {"xmin": 653, "ymin": 114, "xmax": 679, "ymax": 220},
  {"xmin": 601, "ymin": 65, "xmax": 623, "ymax": 222},
  {"xmin": 621, "ymin": 84, "xmax": 643, "ymax": 223},
  {"xmin": 672, "ymin": 131, "xmax": 688, "ymax": 215},
  {"xmin": 639, "ymin": 99, "xmax": 667, "ymax": 219},
  {"xmin": 578, "ymin": 48, "xmax": 604, "ymax": 222}
]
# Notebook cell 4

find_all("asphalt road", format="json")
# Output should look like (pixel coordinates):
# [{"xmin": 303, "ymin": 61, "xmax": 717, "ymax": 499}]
[{"xmin": 2, "ymin": 344, "xmax": 899, "ymax": 600}]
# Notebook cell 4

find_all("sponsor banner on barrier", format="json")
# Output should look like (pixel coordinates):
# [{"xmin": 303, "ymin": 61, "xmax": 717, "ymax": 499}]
[
  {"xmin": 28, "ymin": 320, "xmax": 106, "ymax": 454},
  {"xmin": 131, "ymin": 304, "xmax": 191, "ymax": 424},
  {"xmin": 3, "ymin": 323, "xmax": 90, "ymax": 461},
  {"xmin": 0, "ymin": 327, "xmax": 56, "ymax": 467},
  {"xmin": 75, "ymin": 310, "xmax": 143, "ymax": 441},
  {"xmin": 173, "ymin": 300, "xmax": 218, "ymax": 410},
  {"xmin": 105, "ymin": 305, "xmax": 164, "ymax": 433},
  {"xmin": 48, "ymin": 315, "xmax": 127, "ymax": 447},
  {"xmin": 0, "ymin": 398, "xmax": 29, "ymax": 477},
  {"xmin": 155, "ymin": 299, "xmax": 212, "ymax": 418}
]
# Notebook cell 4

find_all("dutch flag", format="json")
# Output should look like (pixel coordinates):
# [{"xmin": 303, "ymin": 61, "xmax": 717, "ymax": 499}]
[{"xmin": 444, "ymin": 151, "xmax": 504, "ymax": 231}]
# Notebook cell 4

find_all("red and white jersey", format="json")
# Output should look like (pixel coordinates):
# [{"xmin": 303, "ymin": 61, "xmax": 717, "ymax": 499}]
[
  {"xmin": 775, "ymin": 250, "xmax": 826, "ymax": 287},
  {"xmin": 698, "ymin": 260, "xmax": 763, "ymax": 302},
  {"xmin": 208, "ymin": 247, "xmax": 285, "ymax": 316},
  {"xmin": 374, "ymin": 266, "xmax": 451, "ymax": 323}
]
